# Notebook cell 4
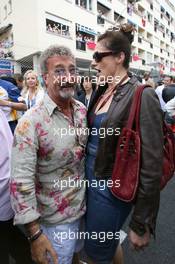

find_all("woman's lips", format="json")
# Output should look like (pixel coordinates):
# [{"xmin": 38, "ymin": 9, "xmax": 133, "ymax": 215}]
[{"xmin": 94, "ymin": 68, "xmax": 101, "ymax": 77}]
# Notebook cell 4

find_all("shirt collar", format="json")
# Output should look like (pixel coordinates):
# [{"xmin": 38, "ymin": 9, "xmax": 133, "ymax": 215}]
[
  {"xmin": 43, "ymin": 93, "xmax": 58, "ymax": 116},
  {"xmin": 43, "ymin": 93, "xmax": 82, "ymax": 117}
]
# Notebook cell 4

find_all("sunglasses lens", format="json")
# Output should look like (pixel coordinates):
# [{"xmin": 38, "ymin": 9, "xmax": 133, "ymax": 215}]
[{"xmin": 93, "ymin": 52, "xmax": 101, "ymax": 62}]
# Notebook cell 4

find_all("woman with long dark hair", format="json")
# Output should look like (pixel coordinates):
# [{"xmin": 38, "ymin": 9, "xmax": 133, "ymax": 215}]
[
  {"xmin": 84, "ymin": 24, "xmax": 164, "ymax": 264},
  {"xmin": 78, "ymin": 77, "xmax": 96, "ymax": 109}
]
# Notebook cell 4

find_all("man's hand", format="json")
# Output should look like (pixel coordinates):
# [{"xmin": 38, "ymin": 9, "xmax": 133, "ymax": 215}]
[
  {"xmin": 30, "ymin": 233, "xmax": 58, "ymax": 264},
  {"xmin": 129, "ymin": 227, "xmax": 150, "ymax": 251}
]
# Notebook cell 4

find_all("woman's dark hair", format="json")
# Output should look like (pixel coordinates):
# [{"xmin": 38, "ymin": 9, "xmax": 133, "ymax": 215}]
[
  {"xmin": 97, "ymin": 23, "xmax": 135, "ymax": 69},
  {"xmin": 80, "ymin": 76, "xmax": 96, "ymax": 91},
  {"xmin": 162, "ymin": 84, "xmax": 175, "ymax": 103}
]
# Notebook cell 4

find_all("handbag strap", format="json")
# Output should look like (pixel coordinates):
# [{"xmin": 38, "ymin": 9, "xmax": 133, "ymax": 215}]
[{"xmin": 126, "ymin": 84, "xmax": 149, "ymax": 131}]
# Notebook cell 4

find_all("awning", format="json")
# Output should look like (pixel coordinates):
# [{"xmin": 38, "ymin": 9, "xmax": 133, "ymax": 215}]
[
  {"xmin": 0, "ymin": 24, "xmax": 12, "ymax": 36},
  {"xmin": 76, "ymin": 24, "xmax": 97, "ymax": 35}
]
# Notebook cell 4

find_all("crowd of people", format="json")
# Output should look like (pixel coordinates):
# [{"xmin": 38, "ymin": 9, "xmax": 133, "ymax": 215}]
[
  {"xmin": 0, "ymin": 23, "xmax": 175, "ymax": 264},
  {"xmin": 76, "ymin": 33, "xmax": 95, "ymax": 43},
  {"xmin": 46, "ymin": 22, "xmax": 70, "ymax": 37}
]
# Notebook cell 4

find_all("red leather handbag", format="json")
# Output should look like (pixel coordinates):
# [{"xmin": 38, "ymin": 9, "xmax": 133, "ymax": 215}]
[{"xmin": 110, "ymin": 85, "xmax": 175, "ymax": 202}]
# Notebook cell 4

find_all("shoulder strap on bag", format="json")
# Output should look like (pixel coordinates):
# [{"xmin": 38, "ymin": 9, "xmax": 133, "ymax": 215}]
[{"xmin": 126, "ymin": 85, "xmax": 149, "ymax": 131}]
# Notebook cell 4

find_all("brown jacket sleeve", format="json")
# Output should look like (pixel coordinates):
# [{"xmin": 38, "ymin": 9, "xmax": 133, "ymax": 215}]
[{"xmin": 129, "ymin": 87, "xmax": 164, "ymax": 236}]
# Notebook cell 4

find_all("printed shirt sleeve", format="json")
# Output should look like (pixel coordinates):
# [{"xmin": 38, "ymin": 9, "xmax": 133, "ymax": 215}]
[{"xmin": 10, "ymin": 114, "xmax": 40, "ymax": 224}]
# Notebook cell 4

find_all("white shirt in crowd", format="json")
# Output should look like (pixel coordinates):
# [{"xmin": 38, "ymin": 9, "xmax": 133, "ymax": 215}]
[
  {"xmin": 0, "ymin": 86, "xmax": 12, "ymax": 121},
  {"xmin": 24, "ymin": 89, "xmax": 45, "ymax": 109},
  {"xmin": 155, "ymin": 85, "xmax": 166, "ymax": 112},
  {"xmin": 165, "ymin": 96, "xmax": 175, "ymax": 117}
]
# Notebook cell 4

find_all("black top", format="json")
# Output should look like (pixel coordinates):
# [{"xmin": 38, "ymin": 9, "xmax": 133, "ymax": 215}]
[{"xmin": 78, "ymin": 90, "xmax": 96, "ymax": 109}]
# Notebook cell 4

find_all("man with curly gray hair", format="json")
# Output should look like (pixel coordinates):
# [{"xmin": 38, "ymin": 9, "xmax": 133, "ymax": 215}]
[{"xmin": 11, "ymin": 45, "xmax": 87, "ymax": 264}]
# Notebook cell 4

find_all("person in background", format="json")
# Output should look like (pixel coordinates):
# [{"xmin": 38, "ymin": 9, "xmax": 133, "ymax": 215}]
[
  {"xmin": 162, "ymin": 84, "xmax": 175, "ymax": 132},
  {"xmin": 0, "ymin": 78, "xmax": 27, "ymax": 134},
  {"xmin": 21, "ymin": 70, "xmax": 44, "ymax": 109},
  {"xmin": 155, "ymin": 75, "xmax": 173, "ymax": 112},
  {"xmin": 0, "ymin": 109, "xmax": 33, "ymax": 264},
  {"xmin": 163, "ymin": 75, "xmax": 173, "ymax": 86},
  {"xmin": 0, "ymin": 75, "xmax": 18, "ymax": 86},
  {"xmin": 78, "ymin": 77, "xmax": 96, "ymax": 109},
  {"xmin": 13, "ymin": 73, "xmax": 24, "ymax": 91},
  {"xmin": 142, "ymin": 72, "xmax": 155, "ymax": 89}
]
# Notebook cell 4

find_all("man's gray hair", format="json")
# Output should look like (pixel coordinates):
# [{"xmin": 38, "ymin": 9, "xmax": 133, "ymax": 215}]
[{"xmin": 40, "ymin": 45, "xmax": 75, "ymax": 74}]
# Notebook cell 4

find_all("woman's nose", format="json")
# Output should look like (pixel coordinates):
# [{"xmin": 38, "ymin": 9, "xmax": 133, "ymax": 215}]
[{"xmin": 91, "ymin": 60, "xmax": 97, "ymax": 69}]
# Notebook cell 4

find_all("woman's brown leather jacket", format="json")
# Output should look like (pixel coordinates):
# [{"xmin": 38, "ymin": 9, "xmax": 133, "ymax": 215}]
[{"xmin": 88, "ymin": 76, "xmax": 164, "ymax": 236}]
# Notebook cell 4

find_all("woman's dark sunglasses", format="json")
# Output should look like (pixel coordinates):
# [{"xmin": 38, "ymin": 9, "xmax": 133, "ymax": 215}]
[{"xmin": 92, "ymin": 51, "xmax": 116, "ymax": 62}]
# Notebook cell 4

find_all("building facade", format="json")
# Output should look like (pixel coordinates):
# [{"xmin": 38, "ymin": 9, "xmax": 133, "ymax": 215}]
[{"xmin": 0, "ymin": 0, "xmax": 175, "ymax": 77}]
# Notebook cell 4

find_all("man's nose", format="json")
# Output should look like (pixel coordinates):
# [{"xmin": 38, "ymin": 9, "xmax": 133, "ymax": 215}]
[
  {"xmin": 61, "ymin": 70, "xmax": 70, "ymax": 82},
  {"xmin": 62, "ymin": 71, "xmax": 76, "ymax": 84}
]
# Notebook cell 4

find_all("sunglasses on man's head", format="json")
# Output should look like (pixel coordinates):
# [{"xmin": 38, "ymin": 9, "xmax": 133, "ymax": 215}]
[{"xmin": 92, "ymin": 51, "xmax": 116, "ymax": 62}]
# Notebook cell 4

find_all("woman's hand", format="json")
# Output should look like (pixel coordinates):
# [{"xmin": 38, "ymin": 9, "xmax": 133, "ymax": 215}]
[
  {"xmin": 129, "ymin": 227, "xmax": 150, "ymax": 251},
  {"xmin": 30, "ymin": 233, "xmax": 58, "ymax": 264}
]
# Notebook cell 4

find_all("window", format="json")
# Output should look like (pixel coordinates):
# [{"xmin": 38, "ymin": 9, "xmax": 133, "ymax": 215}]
[
  {"xmin": 138, "ymin": 37, "xmax": 142, "ymax": 43},
  {"xmin": 147, "ymin": 52, "xmax": 152, "ymax": 64},
  {"xmin": 4, "ymin": 5, "xmax": 7, "ymax": 20},
  {"xmin": 170, "ymin": 32, "xmax": 175, "ymax": 42},
  {"xmin": 89, "ymin": 0, "xmax": 92, "ymax": 10},
  {"xmin": 147, "ymin": 13, "xmax": 152, "ymax": 23},
  {"xmin": 97, "ymin": 10, "xmax": 105, "ymax": 25},
  {"xmin": 154, "ymin": 19, "xmax": 159, "ymax": 32},
  {"xmin": 75, "ymin": 0, "xmax": 92, "ymax": 11},
  {"xmin": 8, "ymin": 0, "xmax": 12, "ymax": 14},
  {"xmin": 76, "ymin": 23, "xmax": 96, "ymax": 51},
  {"xmin": 45, "ymin": 13, "xmax": 71, "ymax": 38}
]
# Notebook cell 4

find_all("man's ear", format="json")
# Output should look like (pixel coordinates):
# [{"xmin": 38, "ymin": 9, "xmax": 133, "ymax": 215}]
[{"xmin": 115, "ymin": 52, "xmax": 125, "ymax": 65}]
